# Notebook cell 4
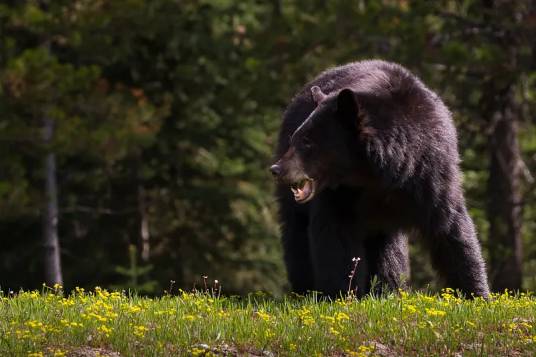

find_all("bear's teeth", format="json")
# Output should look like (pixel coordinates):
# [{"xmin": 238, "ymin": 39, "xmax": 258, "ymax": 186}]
[{"xmin": 290, "ymin": 179, "xmax": 314, "ymax": 201}]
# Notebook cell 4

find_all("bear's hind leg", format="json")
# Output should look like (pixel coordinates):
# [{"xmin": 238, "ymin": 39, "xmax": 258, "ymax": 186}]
[{"xmin": 426, "ymin": 207, "xmax": 490, "ymax": 298}]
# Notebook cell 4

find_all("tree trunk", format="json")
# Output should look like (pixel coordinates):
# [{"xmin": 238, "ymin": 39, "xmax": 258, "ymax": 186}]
[
  {"xmin": 43, "ymin": 117, "xmax": 63, "ymax": 286},
  {"xmin": 138, "ymin": 185, "xmax": 150, "ymax": 262},
  {"xmin": 487, "ymin": 88, "xmax": 523, "ymax": 291}
]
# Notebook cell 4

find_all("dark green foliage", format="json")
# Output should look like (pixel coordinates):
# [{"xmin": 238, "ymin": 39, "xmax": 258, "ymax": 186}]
[
  {"xmin": 112, "ymin": 245, "xmax": 158, "ymax": 294},
  {"xmin": 0, "ymin": 0, "xmax": 535, "ymax": 294}
]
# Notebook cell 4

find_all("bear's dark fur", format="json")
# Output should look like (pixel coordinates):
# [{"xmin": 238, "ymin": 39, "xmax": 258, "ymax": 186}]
[{"xmin": 271, "ymin": 60, "xmax": 490, "ymax": 298}]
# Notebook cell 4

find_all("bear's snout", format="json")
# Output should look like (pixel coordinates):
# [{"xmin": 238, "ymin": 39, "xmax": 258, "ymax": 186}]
[{"xmin": 269, "ymin": 164, "xmax": 281, "ymax": 178}]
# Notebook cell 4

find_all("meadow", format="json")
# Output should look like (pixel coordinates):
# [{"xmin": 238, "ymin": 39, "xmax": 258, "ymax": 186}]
[{"xmin": 0, "ymin": 286, "xmax": 535, "ymax": 356}]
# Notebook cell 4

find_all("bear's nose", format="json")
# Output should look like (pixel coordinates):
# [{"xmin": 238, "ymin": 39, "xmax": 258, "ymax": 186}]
[{"xmin": 270, "ymin": 164, "xmax": 281, "ymax": 178}]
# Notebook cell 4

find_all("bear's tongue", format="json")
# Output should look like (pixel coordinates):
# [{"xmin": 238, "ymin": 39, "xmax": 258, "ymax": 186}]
[{"xmin": 291, "ymin": 179, "xmax": 313, "ymax": 202}]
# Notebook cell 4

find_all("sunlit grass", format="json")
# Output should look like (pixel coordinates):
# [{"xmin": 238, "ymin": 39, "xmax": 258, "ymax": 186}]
[{"xmin": 1, "ymin": 285, "xmax": 535, "ymax": 356}]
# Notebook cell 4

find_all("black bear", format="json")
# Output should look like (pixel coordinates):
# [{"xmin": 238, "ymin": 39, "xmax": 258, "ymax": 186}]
[{"xmin": 271, "ymin": 60, "xmax": 490, "ymax": 298}]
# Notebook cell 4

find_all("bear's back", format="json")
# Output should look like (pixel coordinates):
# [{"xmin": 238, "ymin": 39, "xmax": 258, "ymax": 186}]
[{"xmin": 277, "ymin": 60, "xmax": 436, "ymax": 157}]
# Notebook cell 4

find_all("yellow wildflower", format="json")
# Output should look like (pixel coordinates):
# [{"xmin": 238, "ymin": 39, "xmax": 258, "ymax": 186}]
[
  {"xmin": 97, "ymin": 324, "xmax": 112, "ymax": 337},
  {"xmin": 133, "ymin": 325, "xmax": 149, "ymax": 338},
  {"xmin": 184, "ymin": 314, "xmax": 197, "ymax": 321},
  {"xmin": 60, "ymin": 298, "xmax": 75, "ymax": 307},
  {"xmin": 217, "ymin": 309, "xmax": 229, "ymax": 318},
  {"xmin": 421, "ymin": 295, "xmax": 435, "ymax": 303},
  {"xmin": 126, "ymin": 304, "xmax": 142, "ymax": 314},
  {"xmin": 26, "ymin": 320, "xmax": 46, "ymax": 333},
  {"xmin": 264, "ymin": 329, "xmax": 275, "ymax": 339},
  {"xmin": 329, "ymin": 326, "xmax": 340, "ymax": 336},
  {"xmin": 27, "ymin": 352, "xmax": 44, "ymax": 357},
  {"xmin": 320, "ymin": 315, "xmax": 335, "ymax": 324},
  {"xmin": 353, "ymin": 344, "xmax": 374, "ymax": 357},
  {"xmin": 335, "ymin": 311, "xmax": 350, "ymax": 322},
  {"xmin": 402, "ymin": 304, "xmax": 417, "ymax": 314},
  {"xmin": 425, "ymin": 308, "xmax": 446, "ymax": 317},
  {"xmin": 189, "ymin": 346, "xmax": 216, "ymax": 357},
  {"xmin": 297, "ymin": 307, "xmax": 315, "ymax": 327},
  {"xmin": 256, "ymin": 310, "xmax": 272, "ymax": 322}
]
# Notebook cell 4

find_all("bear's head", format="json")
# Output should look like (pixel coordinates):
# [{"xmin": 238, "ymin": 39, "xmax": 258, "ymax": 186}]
[{"xmin": 271, "ymin": 86, "xmax": 377, "ymax": 203}]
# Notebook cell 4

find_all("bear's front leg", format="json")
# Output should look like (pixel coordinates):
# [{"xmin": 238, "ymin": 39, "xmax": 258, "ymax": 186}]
[
  {"xmin": 365, "ymin": 231, "xmax": 410, "ymax": 294},
  {"xmin": 277, "ymin": 185, "xmax": 315, "ymax": 294},
  {"xmin": 308, "ymin": 188, "xmax": 369, "ymax": 298}
]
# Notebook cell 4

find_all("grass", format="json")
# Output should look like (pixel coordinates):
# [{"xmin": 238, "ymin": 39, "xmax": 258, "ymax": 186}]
[{"xmin": 0, "ymin": 286, "xmax": 535, "ymax": 356}]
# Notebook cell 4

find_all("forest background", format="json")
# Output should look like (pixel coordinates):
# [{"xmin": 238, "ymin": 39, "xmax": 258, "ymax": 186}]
[{"xmin": 1, "ymin": 0, "xmax": 535, "ymax": 296}]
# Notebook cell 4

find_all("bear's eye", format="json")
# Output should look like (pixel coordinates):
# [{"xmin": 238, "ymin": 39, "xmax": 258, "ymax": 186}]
[{"xmin": 301, "ymin": 137, "xmax": 313, "ymax": 150}]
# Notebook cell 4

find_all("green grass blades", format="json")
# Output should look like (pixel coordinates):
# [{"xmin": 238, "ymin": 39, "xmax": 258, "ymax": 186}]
[{"xmin": 1, "ymin": 287, "xmax": 535, "ymax": 356}]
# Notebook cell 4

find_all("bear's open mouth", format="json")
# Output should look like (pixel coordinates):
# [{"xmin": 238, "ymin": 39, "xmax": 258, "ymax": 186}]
[{"xmin": 290, "ymin": 178, "xmax": 315, "ymax": 203}]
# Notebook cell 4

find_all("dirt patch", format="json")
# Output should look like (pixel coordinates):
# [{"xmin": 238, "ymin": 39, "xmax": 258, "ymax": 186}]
[
  {"xmin": 193, "ymin": 343, "xmax": 274, "ymax": 356},
  {"xmin": 68, "ymin": 346, "xmax": 122, "ymax": 357}
]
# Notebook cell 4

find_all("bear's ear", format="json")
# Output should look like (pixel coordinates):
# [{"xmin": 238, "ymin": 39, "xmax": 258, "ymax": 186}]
[
  {"xmin": 311, "ymin": 86, "xmax": 327, "ymax": 104},
  {"xmin": 336, "ymin": 88, "xmax": 362, "ymax": 129}
]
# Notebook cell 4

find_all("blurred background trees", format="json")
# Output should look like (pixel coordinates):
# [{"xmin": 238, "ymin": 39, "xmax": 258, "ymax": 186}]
[{"xmin": 0, "ymin": 0, "xmax": 535, "ymax": 295}]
